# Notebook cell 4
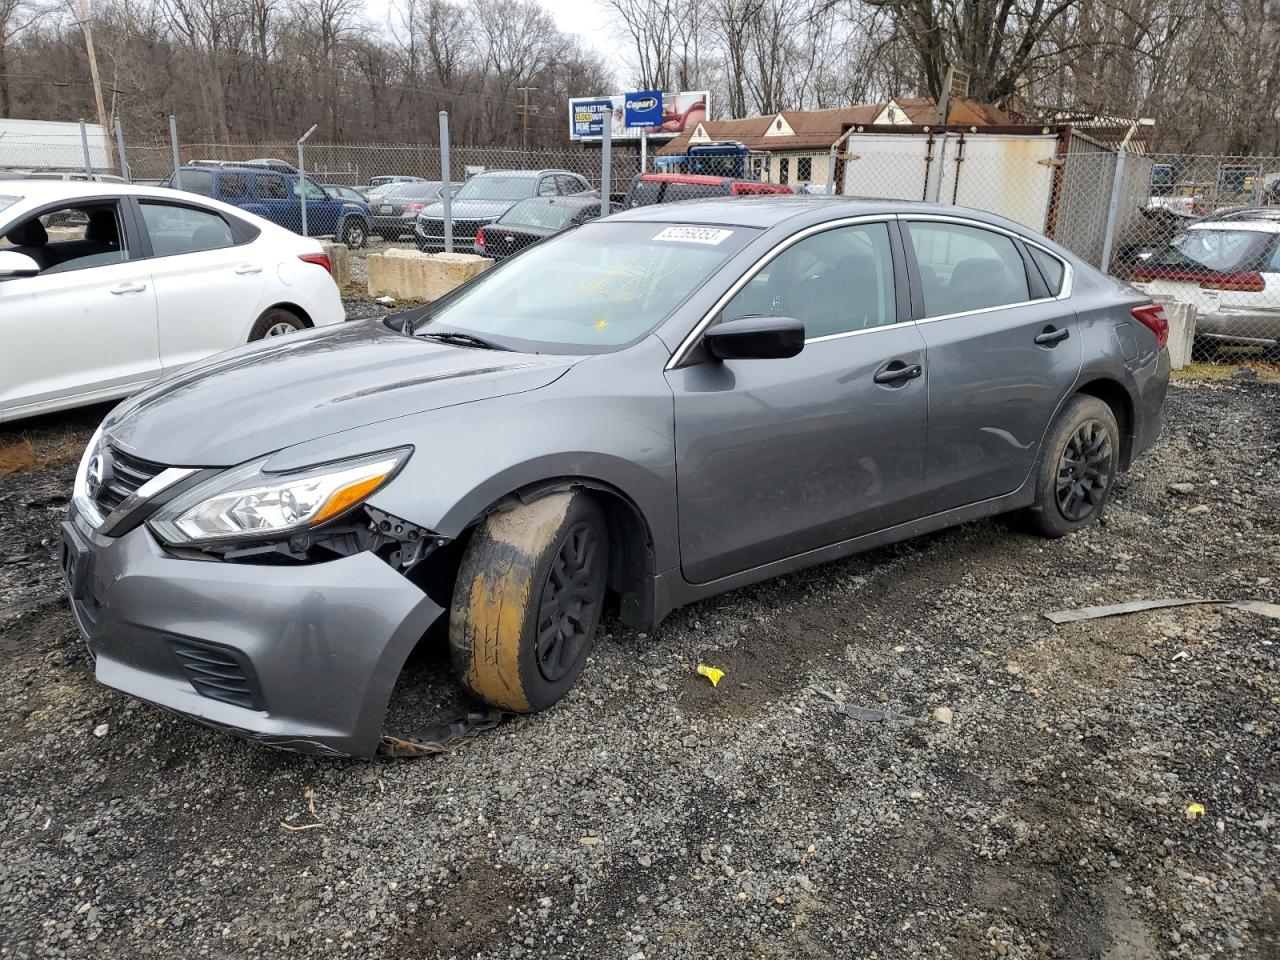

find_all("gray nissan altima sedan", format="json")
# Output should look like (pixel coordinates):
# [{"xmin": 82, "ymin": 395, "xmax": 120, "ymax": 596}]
[{"xmin": 61, "ymin": 196, "xmax": 1171, "ymax": 757}]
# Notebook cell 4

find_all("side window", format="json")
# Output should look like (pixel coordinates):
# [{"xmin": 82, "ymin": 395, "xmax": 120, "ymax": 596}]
[
  {"xmin": 555, "ymin": 175, "xmax": 577, "ymax": 195},
  {"xmin": 907, "ymin": 221, "xmax": 1030, "ymax": 318},
  {"xmin": 140, "ymin": 202, "xmax": 235, "ymax": 256},
  {"xmin": 254, "ymin": 175, "xmax": 288, "ymax": 200},
  {"xmin": 292, "ymin": 178, "xmax": 327, "ymax": 201},
  {"xmin": 720, "ymin": 222, "xmax": 897, "ymax": 339},
  {"xmin": 221, "ymin": 173, "xmax": 249, "ymax": 200},
  {"xmin": 538, "ymin": 177, "xmax": 559, "ymax": 197},
  {"xmin": 1029, "ymin": 246, "xmax": 1066, "ymax": 295},
  {"xmin": 173, "ymin": 169, "xmax": 214, "ymax": 196},
  {"xmin": 2, "ymin": 202, "xmax": 129, "ymax": 274}
]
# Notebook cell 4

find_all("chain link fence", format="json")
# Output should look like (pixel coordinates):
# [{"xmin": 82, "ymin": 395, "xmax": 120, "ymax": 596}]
[{"xmin": 3, "ymin": 117, "xmax": 1278, "ymax": 360}]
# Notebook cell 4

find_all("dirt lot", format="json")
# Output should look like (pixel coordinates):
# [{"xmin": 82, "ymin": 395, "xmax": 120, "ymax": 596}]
[{"xmin": 0, "ymin": 378, "xmax": 1277, "ymax": 960}]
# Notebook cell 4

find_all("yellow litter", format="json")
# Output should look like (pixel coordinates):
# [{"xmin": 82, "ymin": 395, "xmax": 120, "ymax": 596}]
[
  {"xmin": 1185, "ymin": 803, "xmax": 1206, "ymax": 822},
  {"xmin": 696, "ymin": 664, "xmax": 725, "ymax": 688}
]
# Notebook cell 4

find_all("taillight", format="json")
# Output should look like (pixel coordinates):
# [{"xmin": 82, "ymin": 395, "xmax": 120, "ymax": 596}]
[
  {"xmin": 298, "ymin": 252, "xmax": 331, "ymax": 274},
  {"xmin": 405, "ymin": 203, "xmax": 424, "ymax": 213},
  {"xmin": 1131, "ymin": 303, "xmax": 1168, "ymax": 349},
  {"xmin": 1199, "ymin": 271, "xmax": 1264, "ymax": 292},
  {"xmin": 475, "ymin": 227, "xmax": 486, "ymax": 249},
  {"xmin": 1131, "ymin": 266, "xmax": 1265, "ymax": 293}
]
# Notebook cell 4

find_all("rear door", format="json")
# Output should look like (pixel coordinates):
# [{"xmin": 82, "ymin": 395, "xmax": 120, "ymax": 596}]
[
  {"xmin": 0, "ymin": 198, "xmax": 159, "ymax": 418},
  {"xmin": 667, "ymin": 219, "xmax": 929, "ymax": 584},
  {"xmin": 134, "ymin": 198, "xmax": 268, "ymax": 372},
  {"xmin": 902, "ymin": 217, "xmax": 1082, "ymax": 511}
]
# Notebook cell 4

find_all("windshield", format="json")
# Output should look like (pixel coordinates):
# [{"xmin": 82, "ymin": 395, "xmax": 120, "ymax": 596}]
[
  {"xmin": 500, "ymin": 199, "xmax": 582, "ymax": 230},
  {"xmin": 417, "ymin": 221, "xmax": 754, "ymax": 354},
  {"xmin": 455, "ymin": 175, "xmax": 537, "ymax": 202},
  {"xmin": 385, "ymin": 182, "xmax": 440, "ymax": 200},
  {"xmin": 1148, "ymin": 229, "xmax": 1274, "ymax": 272}
]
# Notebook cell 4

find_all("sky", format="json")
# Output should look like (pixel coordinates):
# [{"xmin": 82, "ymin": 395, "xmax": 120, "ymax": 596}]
[{"xmin": 359, "ymin": 0, "xmax": 631, "ymax": 87}]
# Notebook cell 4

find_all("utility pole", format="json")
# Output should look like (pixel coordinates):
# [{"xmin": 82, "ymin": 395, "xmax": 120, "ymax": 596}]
[
  {"xmin": 77, "ymin": 0, "xmax": 109, "ymax": 135},
  {"xmin": 517, "ymin": 86, "xmax": 538, "ymax": 148}
]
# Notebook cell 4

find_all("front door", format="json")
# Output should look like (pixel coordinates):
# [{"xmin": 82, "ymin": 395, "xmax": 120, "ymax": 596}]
[
  {"xmin": 0, "ymin": 199, "xmax": 159, "ymax": 419},
  {"xmin": 902, "ymin": 218, "xmax": 1083, "ymax": 511},
  {"xmin": 667, "ymin": 220, "xmax": 929, "ymax": 584}
]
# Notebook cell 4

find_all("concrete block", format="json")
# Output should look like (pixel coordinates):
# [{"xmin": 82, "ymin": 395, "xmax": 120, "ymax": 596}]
[
  {"xmin": 321, "ymin": 242, "xmax": 350, "ymax": 288},
  {"xmin": 1154, "ymin": 298, "xmax": 1196, "ymax": 370},
  {"xmin": 366, "ymin": 248, "xmax": 492, "ymax": 302}
]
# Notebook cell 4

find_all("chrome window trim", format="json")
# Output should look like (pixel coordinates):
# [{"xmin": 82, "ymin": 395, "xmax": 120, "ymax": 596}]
[
  {"xmin": 897, "ymin": 214, "xmax": 1074, "ymax": 324},
  {"xmin": 665, "ymin": 214, "xmax": 893, "ymax": 370}
]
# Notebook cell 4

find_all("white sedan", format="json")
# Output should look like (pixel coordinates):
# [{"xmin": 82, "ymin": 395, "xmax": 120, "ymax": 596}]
[{"xmin": 0, "ymin": 180, "xmax": 345, "ymax": 422}]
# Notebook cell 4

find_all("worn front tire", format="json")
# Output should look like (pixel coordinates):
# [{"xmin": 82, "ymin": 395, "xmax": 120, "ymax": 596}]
[
  {"xmin": 449, "ymin": 491, "xmax": 608, "ymax": 712},
  {"xmin": 1026, "ymin": 394, "xmax": 1120, "ymax": 538}
]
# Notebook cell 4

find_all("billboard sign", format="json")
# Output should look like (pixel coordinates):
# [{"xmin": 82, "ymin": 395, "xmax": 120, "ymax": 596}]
[
  {"xmin": 624, "ymin": 90, "xmax": 663, "ymax": 128},
  {"xmin": 568, "ymin": 90, "xmax": 709, "ymax": 141}
]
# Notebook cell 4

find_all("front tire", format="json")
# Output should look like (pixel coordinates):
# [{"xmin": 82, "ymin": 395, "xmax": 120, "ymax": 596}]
[
  {"xmin": 1026, "ymin": 395, "xmax": 1119, "ymax": 538},
  {"xmin": 449, "ymin": 491, "xmax": 608, "ymax": 712}
]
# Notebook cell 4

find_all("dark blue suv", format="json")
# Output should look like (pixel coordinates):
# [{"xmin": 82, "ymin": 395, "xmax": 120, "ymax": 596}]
[{"xmin": 167, "ymin": 165, "xmax": 371, "ymax": 247}]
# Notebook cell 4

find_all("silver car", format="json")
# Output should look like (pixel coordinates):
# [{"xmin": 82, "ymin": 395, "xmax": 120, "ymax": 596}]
[{"xmin": 61, "ymin": 197, "xmax": 1171, "ymax": 756}]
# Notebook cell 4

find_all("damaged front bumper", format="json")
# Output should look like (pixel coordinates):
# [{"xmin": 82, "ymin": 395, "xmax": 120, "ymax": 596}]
[{"xmin": 61, "ymin": 503, "xmax": 443, "ymax": 757}]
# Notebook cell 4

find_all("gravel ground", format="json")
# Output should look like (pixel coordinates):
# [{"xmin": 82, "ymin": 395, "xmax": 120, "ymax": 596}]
[{"xmin": 0, "ymin": 380, "xmax": 1277, "ymax": 960}]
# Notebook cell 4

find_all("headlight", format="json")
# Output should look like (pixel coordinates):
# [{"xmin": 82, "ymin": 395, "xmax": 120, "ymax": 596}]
[{"xmin": 148, "ymin": 448, "xmax": 410, "ymax": 546}]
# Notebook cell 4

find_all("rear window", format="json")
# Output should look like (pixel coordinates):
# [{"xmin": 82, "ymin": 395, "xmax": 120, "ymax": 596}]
[
  {"xmin": 0, "ymin": 196, "xmax": 18, "ymax": 214},
  {"xmin": 1148, "ymin": 229, "xmax": 1274, "ymax": 273},
  {"xmin": 500, "ymin": 200, "xmax": 581, "ymax": 230},
  {"xmin": 172, "ymin": 169, "xmax": 215, "ymax": 196}
]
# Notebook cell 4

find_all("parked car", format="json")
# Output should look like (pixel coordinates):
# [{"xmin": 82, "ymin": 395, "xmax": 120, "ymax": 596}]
[
  {"xmin": 368, "ymin": 175, "xmax": 425, "ymax": 188},
  {"xmin": 474, "ymin": 196, "xmax": 610, "ymax": 260},
  {"xmin": 325, "ymin": 184, "xmax": 369, "ymax": 203},
  {"xmin": 0, "ymin": 180, "xmax": 344, "ymax": 422},
  {"xmin": 415, "ymin": 169, "xmax": 593, "ymax": 250},
  {"xmin": 623, "ymin": 173, "xmax": 793, "ymax": 208},
  {"xmin": 167, "ymin": 164, "xmax": 371, "ymax": 247},
  {"xmin": 60, "ymin": 196, "xmax": 1169, "ymax": 757},
  {"xmin": 369, "ymin": 180, "xmax": 459, "ymax": 240},
  {"xmin": 1131, "ymin": 218, "xmax": 1280, "ymax": 351}
]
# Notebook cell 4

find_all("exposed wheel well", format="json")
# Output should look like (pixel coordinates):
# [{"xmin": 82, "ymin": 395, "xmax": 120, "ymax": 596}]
[
  {"xmin": 1075, "ymin": 378, "xmax": 1134, "ymax": 467},
  {"xmin": 407, "ymin": 479, "xmax": 659, "ymax": 633}
]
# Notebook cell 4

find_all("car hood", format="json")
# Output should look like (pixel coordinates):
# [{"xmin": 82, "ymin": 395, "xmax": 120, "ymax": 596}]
[
  {"xmin": 418, "ymin": 199, "xmax": 518, "ymax": 221},
  {"xmin": 104, "ymin": 320, "xmax": 578, "ymax": 467}
]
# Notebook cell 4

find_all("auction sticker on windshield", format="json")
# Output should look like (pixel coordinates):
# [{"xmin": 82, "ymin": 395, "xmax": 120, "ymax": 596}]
[{"xmin": 653, "ymin": 226, "xmax": 734, "ymax": 245}]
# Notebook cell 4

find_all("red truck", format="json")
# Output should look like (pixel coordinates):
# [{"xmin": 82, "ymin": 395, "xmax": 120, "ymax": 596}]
[{"xmin": 623, "ymin": 173, "xmax": 793, "ymax": 209}]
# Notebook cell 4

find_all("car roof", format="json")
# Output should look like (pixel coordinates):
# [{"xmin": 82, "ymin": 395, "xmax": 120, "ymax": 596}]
[
  {"xmin": 638, "ymin": 173, "xmax": 729, "ymax": 185},
  {"xmin": 472, "ymin": 169, "xmax": 574, "ymax": 178},
  {"xmin": 607, "ymin": 195, "xmax": 976, "ymax": 227}
]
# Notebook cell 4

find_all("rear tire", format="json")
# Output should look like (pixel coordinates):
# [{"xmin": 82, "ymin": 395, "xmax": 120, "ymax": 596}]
[
  {"xmin": 249, "ymin": 308, "xmax": 306, "ymax": 341},
  {"xmin": 449, "ymin": 491, "xmax": 608, "ymax": 713},
  {"xmin": 1026, "ymin": 395, "xmax": 1119, "ymax": 538}
]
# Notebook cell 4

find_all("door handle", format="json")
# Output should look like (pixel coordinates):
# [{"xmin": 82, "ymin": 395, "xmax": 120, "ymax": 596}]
[
  {"xmin": 109, "ymin": 281, "xmax": 147, "ymax": 295},
  {"xmin": 234, "ymin": 264, "xmax": 263, "ymax": 275},
  {"xmin": 1034, "ymin": 326, "xmax": 1070, "ymax": 346},
  {"xmin": 873, "ymin": 361, "xmax": 923, "ymax": 385}
]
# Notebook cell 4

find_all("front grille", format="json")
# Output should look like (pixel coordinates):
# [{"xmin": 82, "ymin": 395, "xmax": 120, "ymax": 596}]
[
  {"xmin": 170, "ymin": 639, "xmax": 263, "ymax": 710},
  {"xmin": 418, "ymin": 218, "xmax": 486, "ymax": 241},
  {"xmin": 94, "ymin": 445, "xmax": 163, "ymax": 515}
]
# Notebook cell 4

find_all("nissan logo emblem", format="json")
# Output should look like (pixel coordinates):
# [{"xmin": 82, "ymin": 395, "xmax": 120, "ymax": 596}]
[{"xmin": 86, "ymin": 454, "xmax": 105, "ymax": 500}]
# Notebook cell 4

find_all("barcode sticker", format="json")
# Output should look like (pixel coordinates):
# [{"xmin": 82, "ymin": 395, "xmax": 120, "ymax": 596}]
[{"xmin": 652, "ymin": 226, "xmax": 734, "ymax": 245}]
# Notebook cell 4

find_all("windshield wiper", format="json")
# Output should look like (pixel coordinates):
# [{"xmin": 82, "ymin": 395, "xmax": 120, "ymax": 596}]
[{"xmin": 419, "ymin": 329, "xmax": 508, "ymax": 350}]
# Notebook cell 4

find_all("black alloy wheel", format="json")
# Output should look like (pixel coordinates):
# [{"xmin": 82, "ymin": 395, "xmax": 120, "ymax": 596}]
[
  {"xmin": 1055, "ymin": 419, "xmax": 1113, "ymax": 522},
  {"xmin": 534, "ymin": 520, "xmax": 605, "ymax": 683}
]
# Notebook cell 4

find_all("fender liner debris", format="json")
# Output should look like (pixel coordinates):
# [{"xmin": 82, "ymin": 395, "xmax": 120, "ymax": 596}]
[{"xmin": 378, "ymin": 708, "xmax": 512, "ymax": 758}]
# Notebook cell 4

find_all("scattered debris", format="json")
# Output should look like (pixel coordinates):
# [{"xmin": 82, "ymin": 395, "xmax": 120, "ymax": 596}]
[
  {"xmin": 279, "ymin": 822, "xmax": 324, "ymax": 833},
  {"xmin": 1167, "ymin": 482, "xmax": 1195, "ymax": 495},
  {"xmin": 305, "ymin": 786, "xmax": 317, "ymax": 816},
  {"xmin": 378, "ymin": 708, "xmax": 511, "ymax": 758},
  {"xmin": 1185, "ymin": 803, "xmax": 1206, "ymax": 822},
  {"xmin": 1230, "ymin": 367, "xmax": 1257, "ymax": 380},
  {"xmin": 696, "ymin": 664, "xmax": 725, "ymax": 688},
  {"xmin": 92, "ymin": 723, "xmax": 109, "ymax": 738},
  {"xmin": 817, "ymin": 690, "xmax": 917, "ymax": 724},
  {"xmin": 1045, "ymin": 598, "xmax": 1280, "ymax": 624},
  {"xmin": 375, "ymin": 295, "xmax": 396, "ymax": 306},
  {"xmin": 931, "ymin": 706, "xmax": 954, "ymax": 725},
  {"xmin": 1187, "ymin": 504, "xmax": 1211, "ymax": 515},
  {"xmin": 579, "ymin": 836, "xmax": 602, "ymax": 846}
]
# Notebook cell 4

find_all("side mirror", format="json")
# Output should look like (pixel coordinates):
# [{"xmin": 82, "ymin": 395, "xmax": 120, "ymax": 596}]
[
  {"xmin": 0, "ymin": 249, "xmax": 40, "ymax": 279},
  {"xmin": 704, "ymin": 315, "xmax": 804, "ymax": 361}
]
